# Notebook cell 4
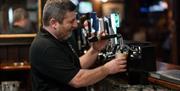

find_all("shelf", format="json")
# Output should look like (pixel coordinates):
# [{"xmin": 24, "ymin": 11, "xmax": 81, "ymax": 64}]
[
  {"xmin": 0, "ymin": 42, "xmax": 32, "ymax": 46},
  {"xmin": 0, "ymin": 63, "xmax": 31, "ymax": 71},
  {"xmin": 0, "ymin": 34, "xmax": 36, "ymax": 39}
]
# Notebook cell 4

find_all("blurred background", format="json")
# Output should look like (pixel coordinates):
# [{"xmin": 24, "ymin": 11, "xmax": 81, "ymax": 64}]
[
  {"xmin": 72, "ymin": 0, "xmax": 179, "ymax": 65},
  {"xmin": 0, "ymin": 0, "xmax": 180, "ymax": 65},
  {"xmin": 0, "ymin": 0, "xmax": 179, "ymax": 64},
  {"xmin": 0, "ymin": 0, "xmax": 180, "ymax": 91}
]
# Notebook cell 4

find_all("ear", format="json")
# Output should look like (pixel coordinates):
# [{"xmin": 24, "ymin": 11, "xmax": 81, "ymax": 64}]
[{"xmin": 49, "ymin": 18, "xmax": 57, "ymax": 29}]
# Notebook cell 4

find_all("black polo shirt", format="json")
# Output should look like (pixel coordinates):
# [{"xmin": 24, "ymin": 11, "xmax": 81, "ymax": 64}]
[{"xmin": 30, "ymin": 27, "xmax": 86, "ymax": 91}]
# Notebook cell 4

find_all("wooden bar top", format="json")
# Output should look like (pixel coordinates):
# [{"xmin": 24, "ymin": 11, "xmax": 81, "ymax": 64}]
[
  {"xmin": 148, "ymin": 61, "xmax": 180, "ymax": 90},
  {"xmin": 148, "ymin": 76, "xmax": 180, "ymax": 90}
]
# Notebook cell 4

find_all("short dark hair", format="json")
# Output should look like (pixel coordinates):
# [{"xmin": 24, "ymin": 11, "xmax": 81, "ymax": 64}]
[
  {"xmin": 13, "ymin": 8, "xmax": 28, "ymax": 23},
  {"xmin": 43, "ymin": 0, "xmax": 77, "ymax": 26}
]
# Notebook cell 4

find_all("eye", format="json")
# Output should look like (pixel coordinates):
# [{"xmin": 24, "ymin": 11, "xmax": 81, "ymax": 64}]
[{"xmin": 70, "ymin": 19, "xmax": 76, "ymax": 23}]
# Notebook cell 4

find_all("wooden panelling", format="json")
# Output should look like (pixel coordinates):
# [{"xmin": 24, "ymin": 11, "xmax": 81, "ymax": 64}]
[{"xmin": 0, "ymin": 34, "xmax": 35, "ymax": 66}]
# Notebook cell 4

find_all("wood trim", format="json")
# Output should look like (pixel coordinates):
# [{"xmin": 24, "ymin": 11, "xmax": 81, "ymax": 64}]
[
  {"xmin": 0, "ymin": 34, "xmax": 36, "ymax": 39},
  {"xmin": 0, "ymin": 64, "xmax": 30, "ymax": 71},
  {"xmin": 38, "ymin": 0, "xmax": 42, "ymax": 29},
  {"xmin": 148, "ymin": 77, "xmax": 180, "ymax": 90}
]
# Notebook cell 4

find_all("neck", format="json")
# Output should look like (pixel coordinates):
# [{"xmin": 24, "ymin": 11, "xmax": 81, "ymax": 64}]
[{"xmin": 43, "ymin": 26, "xmax": 59, "ymax": 39}]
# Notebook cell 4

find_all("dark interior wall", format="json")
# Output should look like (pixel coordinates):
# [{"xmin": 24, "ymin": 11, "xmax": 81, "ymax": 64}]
[
  {"xmin": 174, "ymin": 0, "xmax": 180, "ymax": 64},
  {"xmin": 124, "ymin": 0, "xmax": 179, "ymax": 65}
]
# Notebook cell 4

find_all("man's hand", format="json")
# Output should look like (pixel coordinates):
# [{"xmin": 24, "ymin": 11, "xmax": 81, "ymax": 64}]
[
  {"xmin": 91, "ymin": 31, "xmax": 108, "ymax": 52},
  {"xmin": 103, "ymin": 54, "xmax": 127, "ymax": 74}
]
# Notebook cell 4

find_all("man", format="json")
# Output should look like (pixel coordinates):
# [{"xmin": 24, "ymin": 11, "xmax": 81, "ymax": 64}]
[
  {"xmin": 30, "ymin": 0, "xmax": 127, "ymax": 91},
  {"xmin": 10, "ymin": 8, "xmax": 35, "ymax": 34}
]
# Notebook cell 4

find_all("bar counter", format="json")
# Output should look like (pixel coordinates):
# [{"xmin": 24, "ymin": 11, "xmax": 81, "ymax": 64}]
[{"xmin": 148, "ymin": 61, "xmax": 180, "ymax": 90}]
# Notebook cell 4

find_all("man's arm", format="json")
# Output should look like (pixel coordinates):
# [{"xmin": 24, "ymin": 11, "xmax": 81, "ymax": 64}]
[
  {"xmin": 79, "ymin": 31, "xmax": 108, "ymax": 69},
  {"xmin": 69, "ymin": 65, "xmax": 109, "ymax": 88},
  {"xmin": 79, "ymin": 47, "xmax": 99, "ymax": 69},
  {"xmin": 69, "ymin": 58, "xmax": 127, "ymax": 88}
]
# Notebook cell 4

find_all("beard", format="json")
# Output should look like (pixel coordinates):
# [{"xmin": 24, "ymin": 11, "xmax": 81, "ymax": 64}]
[
  {"xmin": 56, "ymin": 28, "xmax": 73, "ymax": 41},
  {"xmin": 64, "ymin": 31, "xmax": 72, "ymax": 40}
]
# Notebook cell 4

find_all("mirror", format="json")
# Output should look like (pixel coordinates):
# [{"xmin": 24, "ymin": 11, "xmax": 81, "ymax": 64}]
[{"xmin": 0, "ymin": 0, "xmax": 38, "ymax": 34}]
